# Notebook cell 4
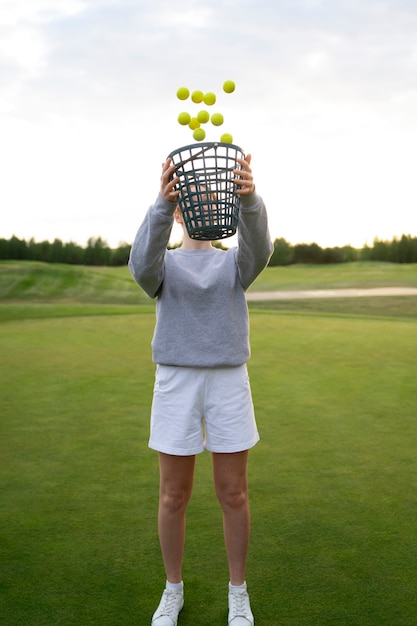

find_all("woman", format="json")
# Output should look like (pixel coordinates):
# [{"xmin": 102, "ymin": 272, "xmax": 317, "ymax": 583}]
[{"xmin": 129, "ymin": 153, "xmax": 273, "ymax": 625}]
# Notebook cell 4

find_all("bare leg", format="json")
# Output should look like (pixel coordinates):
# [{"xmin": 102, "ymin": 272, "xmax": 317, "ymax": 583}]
[
  {"xmin": 157, "ymin": 453, "xmax": 196, "ymax": 583},
  {"xmin": 212, "ymin": 450, "xmax": 250, "ymax": 586}
]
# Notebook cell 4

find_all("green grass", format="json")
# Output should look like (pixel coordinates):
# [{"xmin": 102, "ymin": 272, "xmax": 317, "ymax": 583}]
[
  {"xmin": 248, "ymin": 313, "xmax": 417, "ymax": 625},
  {"xmin": 0, "ymin": 261, "xmax": 149, "ymax": 304},
  {"xmin": 1, "ymin": 261, "xmax": 417, "ymax": 624},
  {"xmin": 1, "ymin": 260, "xmax": 416, "ymax": 324},
  {"xmin": 2, "ymin": 260, "xmax": 417, "ymax": 306},
  {"xmin": 248, "ymin": 296, "xmax": 417, "ymax": 319},
  {"xmin": 248, "ymin": 261, "xmax": 417, "ymax": 291}
]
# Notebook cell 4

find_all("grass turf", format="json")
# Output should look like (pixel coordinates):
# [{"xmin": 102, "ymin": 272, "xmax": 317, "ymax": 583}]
[
  {"xmin": 248, "ymin": 295, "xmax": 417, "ymax": 319},
  {"xmin": 1, "ymin": 261, "xmax": 417, "ymax": 623},
  {"xmin": 1, "ymin": 305, "xmax": 417, "ymax": 624},
  {"xmin": 247, "ymin": 261, "xmax": 417, "ymax": 291},
  {"xmin": 1, "ymin": 260, "xmax": 417, "ymax": 305}
]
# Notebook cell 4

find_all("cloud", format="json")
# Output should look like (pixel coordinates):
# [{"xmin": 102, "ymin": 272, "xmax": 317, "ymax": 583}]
[
  {"xmin": 0, "ymin": 24, "xmax": 48, "ymax": 75},
  {"xmin": 1, "ymin": 0, "xmax": 417, "ymax": 247},
  {"xmin": 0, "ymin": 0, "xmax": 89, "ymax": 25},
  {"xmin": 3, "ymin": 0, "xmax": 417, "ymax": 119}
]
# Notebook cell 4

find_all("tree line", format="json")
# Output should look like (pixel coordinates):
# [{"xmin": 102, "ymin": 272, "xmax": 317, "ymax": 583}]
[
  {"xmin": 0, "ymin": 236, "xmax": 131, "ymax": 266},
  {"xmin": 1, "ymin": 234, "xmax": 417, "ymax": 266},
  {"xmin": 269, "ymin": 234, "xmax": 417, "ymax": 265}
]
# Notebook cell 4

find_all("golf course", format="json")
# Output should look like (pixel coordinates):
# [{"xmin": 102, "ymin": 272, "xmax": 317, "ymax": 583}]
[{"xmin": 1, "ymin": 260, "xmax": 417, "ymax": 625}]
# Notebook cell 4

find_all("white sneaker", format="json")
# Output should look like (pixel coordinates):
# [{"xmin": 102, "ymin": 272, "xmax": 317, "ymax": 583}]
[
  {"xmin": 228, "ymin": 587, "xmax": 254, "ymax": 625},
  {"xmin": 151, "ymin": 588, "xmax": 184, "ymax": 626}
]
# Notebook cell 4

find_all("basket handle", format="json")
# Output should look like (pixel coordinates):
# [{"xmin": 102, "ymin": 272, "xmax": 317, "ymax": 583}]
[{"xmin": 172, "ymin": 144, "xmax": 215, "ymax": 172}]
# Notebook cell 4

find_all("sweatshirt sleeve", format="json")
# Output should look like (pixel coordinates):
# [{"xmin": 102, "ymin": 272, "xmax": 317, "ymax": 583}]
[
  {"xmin": 128, "ymin": 194, "xmax": 177, "ymax": 298},
  {"xmin": 237, "ymin": 192, "xmax": 274, "ymax": 290}
]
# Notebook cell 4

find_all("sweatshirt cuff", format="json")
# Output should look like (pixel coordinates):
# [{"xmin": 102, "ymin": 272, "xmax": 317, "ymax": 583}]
[
  {"xmin": 154, "ymin": 193, "xmax": 178, "ymax": 216},
  {"xmin": 239, "ymin": 190, "xmax": 259, "ymax": 210}
]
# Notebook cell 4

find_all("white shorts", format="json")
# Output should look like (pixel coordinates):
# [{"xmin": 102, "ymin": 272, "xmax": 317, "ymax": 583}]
[{"xmin": 148, "ymin": 364, "xmax": 260, "ymax": 455}]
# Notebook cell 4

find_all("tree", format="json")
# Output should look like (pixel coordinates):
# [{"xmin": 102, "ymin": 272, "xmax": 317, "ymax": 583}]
[
  {"xmin": 269, "ymin": 238, "xmax": 294, "ymax": 266},
  {"xmin": 293, "ymin": 242, "xmax": 324, "ymax": 264},
  {"xmin": 85, "ymin": 237, "xmax": 111, "ymax": 266}
]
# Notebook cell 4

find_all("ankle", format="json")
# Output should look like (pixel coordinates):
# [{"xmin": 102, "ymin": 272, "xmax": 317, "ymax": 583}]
[
  {"xmin": 166, "ymin": 580, "xmax": 184, "ymax": 593},
  {"xmin": 229, "ymin": 581, "xmax": 247, "ymax": 592}
]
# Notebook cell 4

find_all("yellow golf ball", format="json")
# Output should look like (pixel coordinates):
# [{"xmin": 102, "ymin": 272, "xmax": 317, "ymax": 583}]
[
  {"xmin": 211, "ymin": 113, "xmax": 224, "ymax": 126},
  {"xmin": 188, "ymin": 117, "xmax": 200, "ymax": 130},
  {"xmin": 193, "ymin": 128, "xmax": 206, "ymax": 141},
  {"xmin": 220, "ymin": 133, "xmax": 233, "ymax": 143},
  {"xmin": 197, "ymin": 110, "xmax": 210, "ymax": 123},
  {"xmin": 178, "ymin": 112, "xmax": 191, "ymax": 126},
  {"xmin": 203, "ymin": 92, "xmax": 216, "ymax": 106},
  {"xmin": 191, "ymin": 90, "xmax": 204, "ymax": 103},
  {"xmin": 176, "ymin": 86, "xmax": 189, "ymax": 100},
  {"xmin": 223, "ymin": 80, "xmax": 235, "ymax": 94}
]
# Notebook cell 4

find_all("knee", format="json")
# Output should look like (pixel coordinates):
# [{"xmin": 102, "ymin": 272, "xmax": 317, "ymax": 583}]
[
  {"xmin": 160, "ymin": 486, "xmax": 191, "ymax": 515},
  {"xmin": 216, "ymin": 486, "xmax": 248, "ymax": 513}
]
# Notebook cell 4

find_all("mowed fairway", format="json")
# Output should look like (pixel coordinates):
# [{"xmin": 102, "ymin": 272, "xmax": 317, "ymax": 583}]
[{"xmin": 1, "ymin": 262, "xmax": 417, "ymax": 625}]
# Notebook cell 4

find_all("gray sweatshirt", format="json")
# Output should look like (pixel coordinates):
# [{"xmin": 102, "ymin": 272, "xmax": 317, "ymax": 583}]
[{"xmin": 128, "ymin": 192, "xmax": 273, "ymax": 367}]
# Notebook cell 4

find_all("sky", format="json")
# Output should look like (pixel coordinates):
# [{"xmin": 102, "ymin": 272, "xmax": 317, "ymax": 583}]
[{"xmin": 1, "ymin": 0, "xmax": 417, "ymax": 249}]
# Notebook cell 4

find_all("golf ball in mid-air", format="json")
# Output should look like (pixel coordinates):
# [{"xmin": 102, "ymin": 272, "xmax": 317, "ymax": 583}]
[
  {"xmin": 197, "ymin": 110, "xmax": 210, "ymax": 123},
  {"xmin": 203, "ymin": 92, "xmax": 216, "ymax": 106},
  {"xmin": 191, "ymin": 90, "xmax": 204, "ymax": 103},
  {"xmin": 220, "ymin": 133, "xmax": 233, "ymax": 143},
  {"xmin": 223, "ymin": 80, "xmax": 235, "ymax": 93},
  {"xmin": 210, "ymin": 113, "xmax": 224, "ymax": 126},
  {"xmin": 193, "ymin": 128, "xmax": 206, "ymax": 141},
  {"xmin": 178, "ymin": 112, "xmax": 191, "ymax": 126},
  {"xmin": 188, "ymin": 117, "xmax": 200, "ymax": 130},
  {"xmin": 176, "ymin": 87, "xmax": 189, "ymax": 100}
]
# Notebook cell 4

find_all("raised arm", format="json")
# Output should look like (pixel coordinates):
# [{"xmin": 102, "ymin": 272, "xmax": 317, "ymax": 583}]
[
  {"xmin": 128, "ymin": 159, "xmax": 179, "ymax": 298},
  {"xmin": 234, "ymin": 155, "xmax": 274, "ymax": 290}
]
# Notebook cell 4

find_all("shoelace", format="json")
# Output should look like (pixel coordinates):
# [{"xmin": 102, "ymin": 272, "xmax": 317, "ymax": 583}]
[
  {"xmin": 159, "ymin": 590, "xmax": 182, "ymax": 616},
  {"xmin": 230, "ymin": 590, "xmax": 249, "ymax": 617}
]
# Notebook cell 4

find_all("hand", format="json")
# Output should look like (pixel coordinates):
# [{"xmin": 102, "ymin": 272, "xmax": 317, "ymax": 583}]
[
  {"xmin": 234, "ymin": 154, "xmax": 255, "ymax": 196},
  {"xmin": 160, "ymin": 158, "xmax": 180, "ymax": 203}
]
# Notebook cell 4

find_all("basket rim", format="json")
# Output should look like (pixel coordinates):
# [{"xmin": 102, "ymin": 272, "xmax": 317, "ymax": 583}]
[{"xmin": 167, "ymin": 141, "xmax": 245, "ymax": 159}]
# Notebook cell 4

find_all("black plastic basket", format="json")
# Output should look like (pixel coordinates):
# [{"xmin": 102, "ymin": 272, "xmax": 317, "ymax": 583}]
[{"xmin": 167, "ymin": 142, "xmax": 245, "ymax": 240}]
